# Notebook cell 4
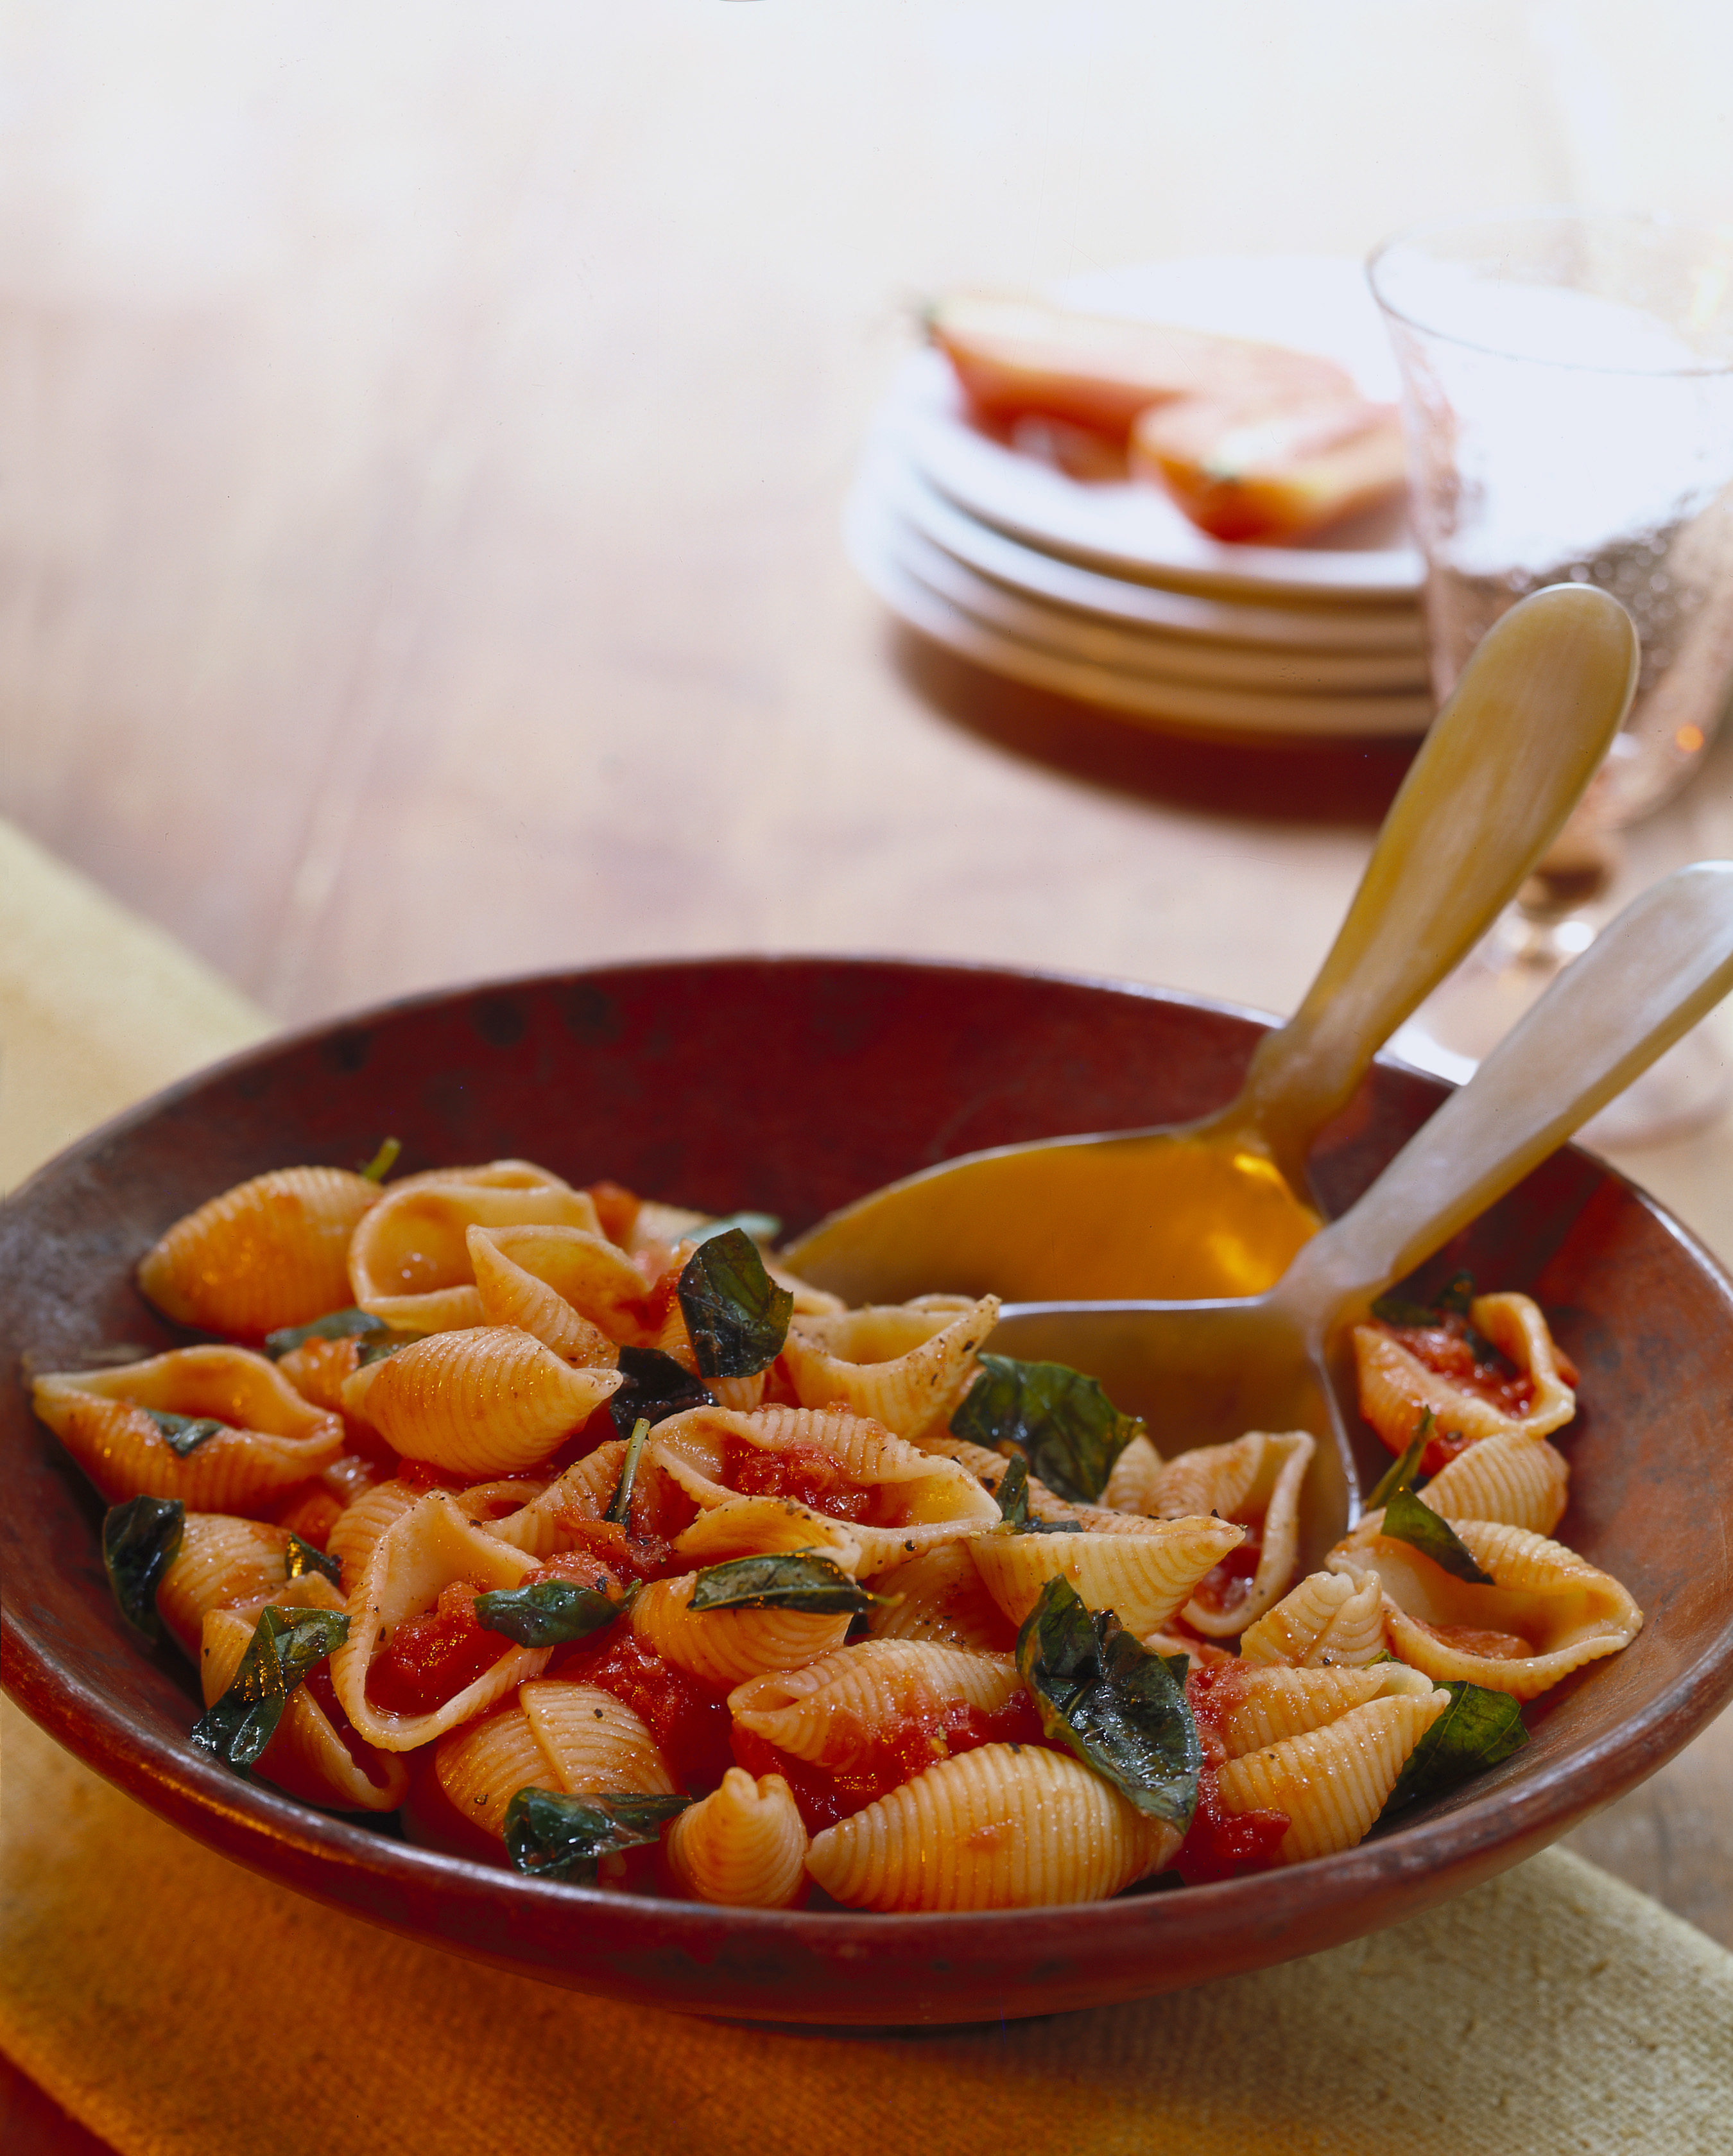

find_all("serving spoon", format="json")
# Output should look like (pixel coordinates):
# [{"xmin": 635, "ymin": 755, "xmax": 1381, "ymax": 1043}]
[
  {"xmin": 786, "ymin": 583, "xmax": 1637, "ymax": 1304},
  {"xmin": 984, "ymin": 858, "xmax": 1733, "ymax": 1565}
]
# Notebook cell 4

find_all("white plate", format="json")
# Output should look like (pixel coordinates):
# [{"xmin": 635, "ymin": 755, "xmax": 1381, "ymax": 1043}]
[
  {"xmin": 874, "ymin": 449, "xmax": 1428, "ymax": 659},
  {"xmin": 894, "ymin": 255, "xmax": 1426, "ymax": 600},
  {"xmin": 847, "ymin": 490, "xmax": 1433, "ymax": 739},
  {"xmin": 859, "ymin": 490, "xmax": 1433, "ymax": 696}
]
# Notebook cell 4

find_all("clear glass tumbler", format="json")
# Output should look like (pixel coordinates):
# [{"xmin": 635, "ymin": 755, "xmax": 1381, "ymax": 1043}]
[{"xmin": 1369, "ymin": 210, "xmax": 1733, "ymax": 1143}]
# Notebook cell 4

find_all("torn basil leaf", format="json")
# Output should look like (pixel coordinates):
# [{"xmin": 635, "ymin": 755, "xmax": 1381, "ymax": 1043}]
[
  {"xmin": 950, "ymin": 1354, "xmax": 1141, "ymax": 1505},
  {"xmin": 1015, "ymin": 1577, "xmax": 1200, "ymax": 1830},
  {"xmin": 1382, "ymin": 1679, "xmax": 1528, "ymax": 1816},
  {"xmin": 609, "ymin": 1345, "xmax": 712, "ymax": 1440},
  {"xmin": 264, "ymin": 1307, "xmax": 390, "ymax": 1359},
  {"xmin": 676, "ymin": 1227, "xmax": 793, "ymax": 1379},
  {"xmin": 358, "ymin": 1136, "xmax": 402, "ymax": 1182},
  {"xmin": 141, "ymin": 1407, "xmax": 227, "ymax": 1456},
  {"xmin": 1381, "ymin": 1484, "xmax": 1495, "ymax": 1584},
  {"xmin": 189, "ymin": 1605, "xmax": 350, "ymax": 1773},
  {"xmin": 1371, "ymin": 1272, "xmax": 1498, "ymax": 1364},
  {"xmin": 1363, "ymin": 1421, "xmax": 1433, "ymax": 1511},
  {"xmin": 475, "ymin": 1578, "xmax": 625, "ymax": 1648},
  {"xmin": 284, "ymin": 1533, "xmax": 343, "ymax": 1588},
  {"xmin": 689, "ymin": 1211, "xmax": 780, "ymax": 1248},
  {"xmin": 504, "ymin": 1788, "xmax": 690, "ymax": 1881},
  {"xmin": 606, "ymin": 1416, "xmax": 651, "ymax": 1526},
  {"xmin": 355, "ymin": 1329, "xmax": 427, "ymax": 1368},
  {"xmin": 102, "ymin": 1495, "xmax": 185, "ymax": 1641},
  {"xmin": 689, "ymin": 1552, "xmax": 875, "ymax": 1616},
  {"xmin": 992, "ymin": 1453, "xmax": 1082, "ymax": 1534}
]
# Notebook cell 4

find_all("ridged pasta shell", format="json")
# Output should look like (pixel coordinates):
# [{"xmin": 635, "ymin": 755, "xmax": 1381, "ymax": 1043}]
[
  {"xmin": 348, "ymin": 1171, "xmax": 600, "ymax": 1331},
  {"xmin": 1202, "ymin": 1660, "xmax": 1437, "ymax": 1760},
  {"xmin": 806, "ymin": 1743, "xmax": 1180, "ymax": 1911},
  {"xmin": 767, "ymin": 1263, "xmax": 847, "ymax": 1318},
  {"xmin": 780, "ymin": 1296, "xmax": 999, "ymax": 1440},
  {"xmin": 433, "ymin": 1703, "xmax": 564, "ymax": 1836},
  {"xmin": 920, "ymin": 1436, "xmax": 1141, "ymax": 1531},
  {"xmin": 1353, "ymin": 1290, "xmax": 1576, "ymax": 1458},
  {"xmin": 665, "ymin": 1770, "xmax": 807, "ymax": 1908},
  {"xmin": 1112, "ymin": 1429, "xmax": 1314, "ymax": 1639},
  {"xmin": 1327, "ymin": 1518, "xmax": 1643, "ymax": 1700},
  {"xmin": 1236, "ymin": 1568, "xmax": 1387, "ymax": 1668},
  {"xmin": 1418, "ymin": 1431, "xmax": 1570, "ymax": 1535},
  {"xmin": 1099, "ymin": 1433, "xmax": 1166, "ymax": 1512},
  {"xmin": 483, "ymin": 1442, "xmax": 628, "ymax": 1558},
  {"xmin": 519, "ymin": 1679, "xmax": 675, "ymax": 1796},
  {"xmin": 630, "ymin": 1571, "xmax": 852, "ymax": 1688},
  {"xmin": 730, "ymin": 1640, "xmax": 1022, "ymax": 1769},
  {"xmin": 328, "ymin": 1490, "xmax": 550, "ymax": 1750},
  {"xmin": 327, "ymin": 1478, "xmax": 422, "ymax": 1589},
  {"xmin": 651, "ymin": 1405, "xmax": 999, "ymax": 1574},
  {"xmin": 157, "ymin": 1514, "xmax": 293, "ymax": 1658},
  {"xmin": 467, "ymin": 1228, "xmax": 620, "ymax": 1365},
  {"xmin": 1215, "ymin": 1689, "xmax": 1451, "ymax": 1863},
  {"xmin": 868, "ymin": 1540, "xmax": 1019, "ymax": 1653},
  {"xmin": 137, "ymin": 1167, "xmax": 383, "ymax": 1337},
  {"xmin": 200, "ymin": 1601, "xmax": 407, "ymax": 1813},
  {"xmin": 341, "ymin": 1328, "xmax": 620, "ymax": 1477},
  {"xmin": 32, "ymin": 1349, "xmax": 345, "ymax": 1510},
  {"xmin": 970, "ymin": 1516, "xmax": 1245, "ymax": 1637},
  {"xmin": 671, "ymin": 1496, "xmax": 865, "ymax": 1572}
]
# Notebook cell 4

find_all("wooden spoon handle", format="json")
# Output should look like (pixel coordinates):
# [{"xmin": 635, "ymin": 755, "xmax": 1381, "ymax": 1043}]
[
  {"xmin": 1278, "ymin": 859, "xmax": 1733, "ymax": 1324},
  {"xmin": 1233, "ymin": 583, "xmax": 1636, "ymax": 1186}
]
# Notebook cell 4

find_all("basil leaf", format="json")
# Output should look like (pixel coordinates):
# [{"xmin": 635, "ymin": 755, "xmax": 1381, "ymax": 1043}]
[
  {"xmin": 264, "ymin": 1307, "xmax": 390, "ymax": 1358},
  {"xmin": 358, "ymin": 1136, "xmax": 402, "ymax": 1182},
  {"xmin": 284, "ymin": 1533, "xmax": 343, "ymax": 1587},
  {"xmin": 141, "ymin": 1407, "xmax": 227, "ymax": 1456},
  {"xmin": 1369, "ymin": 1291, "xmax": 1439, "ymax": 1329},
  {"xmin": 949, "ymin": 1354, "xmax": 1141, "ymax": 1505},
  {"xmin": 504, "ymin": 1788, "xmax": 691, "ymax": 1881},
  {"xmin": 676, "ymin": 1228, "xmax": 793, "ymax": 1379},
  {"xmin": 606, "ymin": 1416, "xmax": 651, "ymax": 1525},
  {"xmin": 1015, "ymin": 1577, "xmax": 1200, "ymax": 1829},
  {"xmin": 1363, "ymin": 1419, "xmax": 1433, "ymax": 1511},
  {"xmin": 474, "ymin": 1578, "xmax": 625, "ymax": 1648},
  {"xmin": 1381, "ymin": 1484, "xmax": 1496, "ymax": 1584},
  {"xmin": 1370, "ymin": 1273, "xmax": 1499, "ymax": 1365},
  {"xmin": 1382, "ymin": 1679, "xmax": 1529, "ymax": 1816},
  {"xmin": 102, "ymin": 1496, "xmax": 185, "ymax": 1641},
  {"xmin": 993, "ymin": 1453, "xmax": 1082, "ymax": 1534},
  {"xmin": 689, "ymin": 1211, "xmax": 781, "ymax": 1248},
  {"xmin": 189, "ymin": 1605, "xmax": 350, "ymax": 1773},
  {"xmin": 356, "ymin": 1330, "xmax": 427, "ymax": 1368},
  {"xmin": 609, "ymin": 1344, "xmax": 715, "ymax": 1438},
  {"xmin": 688, "ymin": 1552, "xmax": 875, "ymax": 1616}
]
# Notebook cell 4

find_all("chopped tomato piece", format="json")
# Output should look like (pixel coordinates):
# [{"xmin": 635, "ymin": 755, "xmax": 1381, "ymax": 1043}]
[
  {"xmin": 1188, "ymin": 1535, "xmax": 1264, "ymax": 1621},
  {"xmin": 366, "ymin": 1581, "xmax": 502, "ymax": 1716},
  {"xmin": 1388, "ymin": 1317, "xmax": 1536, "ymax": 1419},
  {"xmin": 1413, "ymin": 1620, "xmax": 1533, "ymax": 1662},
  {"xmin": 721, "ymin": 1435, "xmax": 873, "ymax": 1523},
  {"xmin": 557, "ymin": 1630, "xmax": 735, "ymax": 1792}
]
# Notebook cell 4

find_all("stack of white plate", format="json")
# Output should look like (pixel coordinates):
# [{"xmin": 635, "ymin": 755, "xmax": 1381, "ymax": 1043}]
[{"xmin": 847, "ymin": 257, "xmax": 1436, "ymax": 741}]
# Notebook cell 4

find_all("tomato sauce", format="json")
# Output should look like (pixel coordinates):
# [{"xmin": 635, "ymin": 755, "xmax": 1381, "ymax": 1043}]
[
  {"xmin": 298, "ymin": 1660, "xmax": 399, "ymax": 1789},
  {"xmin": 1413, "ymin": 1619, "xmax": 1533, "ymax": 1662},
  {"xmin": 1386, "ymin": 1317, "xmax": 1535, "ymax": 1419},
  {"xmin": 365, "ymin": 1581, "xmax": 503, "ymax": 1716},
  {"xmin": 1173, "ymin": 1666, "xmax": 1288, "ymax": 1884},
  {"xmin": 1187, "ymin": 1534, "xmax": 1264, "ymax": 1622},
  {"xmin": 555, "ymin": 1628, "xmax": 736, "ymax": 1792},
  {"xmin": 721, "ymin": 1435, "xmax": 874, "ymax": 1523}
]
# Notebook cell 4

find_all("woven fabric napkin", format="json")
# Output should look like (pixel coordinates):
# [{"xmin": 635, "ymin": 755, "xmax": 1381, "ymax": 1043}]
[{"xmin": 4, "ymin": 817, "xmax": 1732, "ymax": 2156}]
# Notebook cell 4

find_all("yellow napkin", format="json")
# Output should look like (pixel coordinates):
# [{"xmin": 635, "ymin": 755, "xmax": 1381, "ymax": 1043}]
[{"xmin": 4, "ymin": 817, "xmax": 1732, "ymax": 2156}]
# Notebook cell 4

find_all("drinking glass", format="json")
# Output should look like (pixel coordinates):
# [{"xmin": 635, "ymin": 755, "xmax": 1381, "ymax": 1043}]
[{"xmin": 1368, "ymin": 211, "xmax": 1733, "ymax": 1144}]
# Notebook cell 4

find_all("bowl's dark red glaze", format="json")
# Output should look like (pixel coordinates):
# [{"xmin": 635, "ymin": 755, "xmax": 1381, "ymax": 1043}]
[{"xmin": 4, "ymin": 958, "xmax": 1731, "ymax": 2026}]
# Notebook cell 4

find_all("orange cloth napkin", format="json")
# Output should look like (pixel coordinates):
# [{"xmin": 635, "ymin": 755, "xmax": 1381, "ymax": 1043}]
[{"xmin": 4, "ymin": 817, "xmax": 1732, "ymax": 2156}]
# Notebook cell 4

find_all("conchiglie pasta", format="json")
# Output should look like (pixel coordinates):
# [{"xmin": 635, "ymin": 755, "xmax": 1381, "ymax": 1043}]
[
  {"xmin": 33, "ymin": 1349, "xmax": 344, "ymax": 1510},
  {"xmin": 200, "ymin": 1601, "xmax": 408, "ymax": 1814},
  {"xmin": 665, "ymin": 1770, "xmax": 807, "ymax": 1907},
  {"xmin": 137, "ymin": 1167, "xmax": 382, "ymax": 1337},
  {"xmin": 342, "ymin": 1328, "xmax": 619, "ymax": 1477},
  {"xmin": 729, "ymin": 1641, "xmax": 1023, "ymax": 1768},
  {"xmin": 1236, "ymin": 1568, "xmax": 1387, "ymax": 1668},
  {"xmin": 779, "ymin": 1295, "xmax": 999, "ymax": 1440},
  {"xmin": 671, "ymin": 1496, "xmax": 865, "ymax": 1573},
  {"xmin": 327, "ymin": 1477, "xmax": 423, "ymax": 1589},
  {"xmin": 1215, "ymin": 1688, "xmax": 1451, "ymax": 1863},
  {"xmin": 1117, "ymin": 1429, "xmax": 1314, "ymax": 1639},
  {"xmin": 970, "ymin": 1516, "xmax": 1245, "ymax": 1637},
  {"xmin": 630, "ymin": 1571, "xmax": 853, "ymax": 1689},
  {"xmin": 467, "ymin": 1227, "xmax": 619, "ymax": 1364},
  {"xmin": 1353, "ymin": 1291, "xmax": 1576, "ymax": 1457},
  {"xmin": 518, "ymin": 1679, "xmax": 676, "ymax": 1796},
  {"xmin": 482, "ymin": 1442, "xmax": 630, "ymax": 1559},
  {"xmin": 1418, "ymin": 1431, "xmax": 1569, "ymax": 1535},
  {"xmin": 433, "ymin": 1702, "xmax": 564, "ymax": 1837},
  {"xmin": 806, "ymin": 1743, "xmax": 1180, "ymax": 1911},
  {"xmin": 156, "ymin": 1514, "xmax": 294, "ymax": 1657},
  {"xmin": 348, "ymin": 1168, "xmax": 601, "ymax": 1331},
  {"xmin": 867, "ymin": 1541, "xmax": 1018, "ymax": 1653},
  {"xmin": 1200, "ymin": 1659, "xmax": 1438, "ymax": 1759}
]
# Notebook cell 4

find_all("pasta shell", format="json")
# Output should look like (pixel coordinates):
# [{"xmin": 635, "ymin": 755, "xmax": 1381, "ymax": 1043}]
[
  {"xmin": 1237, "ymin": 1568, "xmax": 1387, "ymax": 1668},
  {"xmin": 1418, "ymin": 1431, "xmax": 1570, "ymax": 1535},
  {"xmin": 730, "ymin": 1640, "xmax": 1022, "ymax": 1769},
  {"xmin": 433, "ymin": 1703, "xmax": 563, "ymax": 1836},
  {"xmin": 467, "ymin": 1228, "xmax": 619, "ymax": 1365},
  {"xmin": 665, "ymin": 1770, "xmax": 807, "ymax": 1908},
  {"xmin": 1215, "ymin": 1689, "xmax": 1451, "ymax": 1862},
  {"xmin": 672, "ymin": 1496, "xmax": 865, "ymax": 1572},
  {"xmin": 33, "ymin": 1349, "xmax": 344, "ymax": 1510},
  {"xmin": 1099, "ymin": 1433, "xmax": 1166, "ymax": 1512},
  {"xmin": 1116, "ymin": 1429, "xmax": 1313, "ymax": 1639},
  {"xmin": 780, "ymin": 1296, "xmax": 999, "ymax": 1440},
  {"xmin": 970, "ymin": 1516, "xmax": 1245, "ymax": 1637},
  {"xmin": 341, "ymin": 1328, "xmax": 620, "ymax": 1478},
  {"xmin": 868, "ymin": 1540, "xmax": 1019, "ymax": 1653},
  {"xmin": 200, "ymin": 1601, "xmax": 408, "ymax": 1813},
  {"xmin": 1327, "ymin": 1519, "xmax": 1642, "ymax": 1700},
  {"xmin": 1200, "ymin": 1660, "xmax": 1438, "ymax": 1760},
  {"xmin": 327, "ymin": 1477, "xmax": 422, "ymax": 1589},
  {"xmin": 328, "ymin": 1490, "xmax": 551, "ymax": 1750},
  {"xmin": 630, "ymin": 1571, "xmax": 852, "ymax": 1689},
  {"xmin": 137, "ymin": 1168, "xmax": 382, "ymax": 1337},
  {"xmin": 157, "ymin": 1514, "xmax": 293, "ymax": 1658},
  {"xmin": 483, "ymin": 1442, "xmax": 628, "ymax": 1558},
  {"xmin": 921, "ymin": 1436, "xmax": 1137, "ymax": 1531},
  {"xmin": 1353, "ymin": 1291, "xmax": 1575, "ymax": 1458},
  {"xmin": 519, "ymin": 1679, "xmax": 676, "ymax": 1796},
  {"xmin": 651, "ymin": 1405, "xmax": 999, "ymax": 1574},
  {"xmin": 348, "ymin": 1171, "xmax": 600, "ymax": 1331},
  {"xmin": 806, "ymin": 1743, "xmax": 1180, "ymax": 1911}
]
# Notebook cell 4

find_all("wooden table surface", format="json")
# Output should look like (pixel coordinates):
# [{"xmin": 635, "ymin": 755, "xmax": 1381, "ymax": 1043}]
[{"xmin": 2, "ymin": 5, "xmax": 1731, "ymax": 2144}]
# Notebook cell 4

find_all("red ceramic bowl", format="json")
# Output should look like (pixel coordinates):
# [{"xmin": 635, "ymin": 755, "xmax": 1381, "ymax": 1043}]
[{"xmin": 4, "ymin": 957, "xmax": 1731, "ymax": 2025}]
